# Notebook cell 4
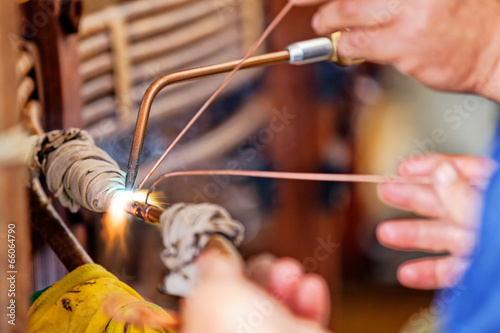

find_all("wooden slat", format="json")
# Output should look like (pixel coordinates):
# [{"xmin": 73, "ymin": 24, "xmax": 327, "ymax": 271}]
[
  {"xmin": 81, "ymin": 40, "xmax": 242, "ymax": 103},
  {"xmin": 79, "ymin": 52, "xmax": 111, "ymax": 82},
  {"xmin": 79, "ymin": 0, "xmax": 264, "ymax": 137},
  {"xmin": 79, "ymin": 14, "xmax": 239, "ymax": 82},
  {"xmin": 129, "ymin": 13, "xmax": 237, "ymax": 63},
  {"xmin": 81, "ymin": 73, "xmax": 113, "ymax": 102},
  {"xmin": 78, "ymin": 31, "xmax": 110, "ymax": 61},
  {"xmin": 79, "ymin": 0, "xmax": 198, "ymax": 37},
  {"xmin": 17, "ymin": 77, "xmax": 35, "ymax": 111},
  {"xmin": 78, "ymin": 1, "xmax": 217, "ymax": 61},
  {"xmin": 21, "ymin": 0, "xmax": 83, "ymax": 130},
  {"xmin": 129, "ymin": 27, "xmax": 240, "ymax": 82},
  {"xmin": 16, "ymin": 51, "xmax": 35, "ymax": 82},
  {"xmin": 127, "ymin": 0, "xmax": 216, "ymax": 42},
  {"xmin": 0, "ymin": 1, "xmax": 30, "ymax": 331},
  {"xmin": 81, "ymin": 96, "xmax": 116, "ymax": 125}
]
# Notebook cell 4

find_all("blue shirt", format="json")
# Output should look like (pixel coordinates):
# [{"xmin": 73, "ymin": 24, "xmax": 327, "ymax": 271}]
[{"xmin": 440, "ymin": 127, "xmax": 500, "ymax": 331}]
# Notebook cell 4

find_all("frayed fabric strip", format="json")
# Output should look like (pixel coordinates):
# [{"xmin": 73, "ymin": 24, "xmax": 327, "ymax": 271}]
[
  {"xmin": 159, "ymin": 203, "xmax": 244, "ymax": 296},
  {"xmin": 32, "ymin": 128, "xmax": 125, "ymax": 213}
]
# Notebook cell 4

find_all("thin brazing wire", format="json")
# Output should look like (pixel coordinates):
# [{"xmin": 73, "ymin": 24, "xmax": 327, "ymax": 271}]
[
  {"xmin": 144, "ymin": 170, "xmax": 433, "ymax": 204},
  {"xmin": 136, "ymin": 1, "xmax": 295, "ymax": 190}
]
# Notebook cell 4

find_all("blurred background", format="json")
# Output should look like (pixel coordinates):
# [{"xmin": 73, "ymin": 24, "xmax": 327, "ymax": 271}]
[{"xmin": 1, "ymin": 0, "xmax": 498, "ymax": 332}]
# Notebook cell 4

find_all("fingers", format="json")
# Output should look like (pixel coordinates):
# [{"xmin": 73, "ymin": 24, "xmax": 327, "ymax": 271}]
[
  {"xmin": 377, "ymin": 219, "xmax": 476, "ymax": 256},
  {"xmin": 337, "ymin": 27, "xmax": 410, "ymax": 64},
  {"xmin": 398, "ymin": 154, "xmax": 496, "ymax": 185},
  {"xmin": 378, "ymin": 182, "xmax": 445, "ymax": 218},
  {"xmin": 378, "ymin": 159, "xmax": 483, "ymax": 226},
  {"xmin": 293, "ymin": 0, "xmax": 408, "ymax": 63},
  {"xmin": 187, "ymin": 253, "xmax": 331, "ymax": 333},
  {"xmin": 246, "ymin": 253, "xmax": 278, "ymax": 287},
  {"xmin": 246, "ymin": 255, "xmax": 331, "ymax": 326},
  {"xmin": 433, "ymin": 163, "xmax": 481, "ymax": 228},
  {"xmin": 267, "ymin": 258, "xmax": 304, "ymax": 303},
  {"xmin": 267, "ymin": 259, "xmax": 330, "ymax": 325},
  {"xmin": 397, "ymin": 257, "xmax": 469, "ymax": 290},
  {"xmin": 377, "ymin": 157, "xmax": 483, "ymax": 291},
  {"xmin": 292, "ymin": 274, "xmax": 331, "ymax": 326},
  {"xmin": 311, "ymin": 0, "xmax": 393, "ymax": 34}
]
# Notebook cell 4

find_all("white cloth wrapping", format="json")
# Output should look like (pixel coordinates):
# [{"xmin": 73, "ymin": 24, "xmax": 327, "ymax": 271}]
[
  {"xmin": 32, "ymin": 128, "xmax": 125, "ymax": 213},
  {"xmin": 160, "ymin": 203, "xmax": 244, "ymax": 296},
  {"xmin": 0, "ymin": 125, "xmax": 37, "ymax": 167}
]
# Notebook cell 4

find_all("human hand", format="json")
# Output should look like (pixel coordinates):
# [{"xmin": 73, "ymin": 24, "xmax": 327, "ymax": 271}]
[
  {"xmin": 293, "ymin": 0, "xmax": 500, "ymax": 100},
  {"xmin": 181, "ymin": 253, "xmax": 331, "ymax": 333},
  {"xmin": 245, "ymin": 254, "xmax": 330, "ymax": 325},
  {"xmin": 377, "ymin": 154, "xmax": 496, "ymax": 289}
]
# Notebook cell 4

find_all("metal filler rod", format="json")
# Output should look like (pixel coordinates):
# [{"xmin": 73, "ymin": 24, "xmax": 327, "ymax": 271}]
[{"xmin": 125, "ymin": 33, "xmax": 360, "ymax": 190}]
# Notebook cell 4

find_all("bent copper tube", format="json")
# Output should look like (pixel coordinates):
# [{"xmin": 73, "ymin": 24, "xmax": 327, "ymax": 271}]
[
  {"xmin": 125, "ymin": 33, "xmax": 361, "ymax": 189},
  {"xmin": 125, "ymin": 51, "xmax": 290, "ymax": 189}
]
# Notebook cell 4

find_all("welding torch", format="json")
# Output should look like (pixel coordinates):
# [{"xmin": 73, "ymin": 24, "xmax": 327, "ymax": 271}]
[
  {"xmin": 125, "ymin": 32, "xmax": 362, "ymax": 190},
  {"xmin": 125, "ymin": 200, "xmax": 164, "ymax": 223}
]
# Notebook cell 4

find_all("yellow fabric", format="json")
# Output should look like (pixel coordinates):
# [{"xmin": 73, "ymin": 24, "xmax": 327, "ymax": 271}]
[{"xmin": 29, "ymin": 264, "xmax": 175, "ymax": 333}]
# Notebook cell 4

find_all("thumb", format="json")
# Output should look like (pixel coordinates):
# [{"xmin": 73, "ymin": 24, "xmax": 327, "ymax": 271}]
[
  {"xmin": 433, "ymin": 162, "xmax": 481, "ymax": 228},
  {"xmin": 196, "ymin": 251, "xmax": 242, "ymax": 282},
  {"xmin": 182, "ymin": 253, "xmax": 246, "ymax": 333}
]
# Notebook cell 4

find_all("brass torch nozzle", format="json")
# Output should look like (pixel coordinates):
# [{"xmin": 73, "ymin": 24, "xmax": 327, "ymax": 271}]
[{"xmin": 125, "ymin": 200, "xmax": 164, "ymax": 224}]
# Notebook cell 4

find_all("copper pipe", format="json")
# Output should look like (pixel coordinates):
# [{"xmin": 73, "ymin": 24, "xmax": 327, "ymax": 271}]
[
  {"xmin": 125, "ymin": 50, "xmax": 290, "ymax": 189},
  {"xmin": 30, "ymin": 178, "xmax": 94, "ymax": 271}
]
